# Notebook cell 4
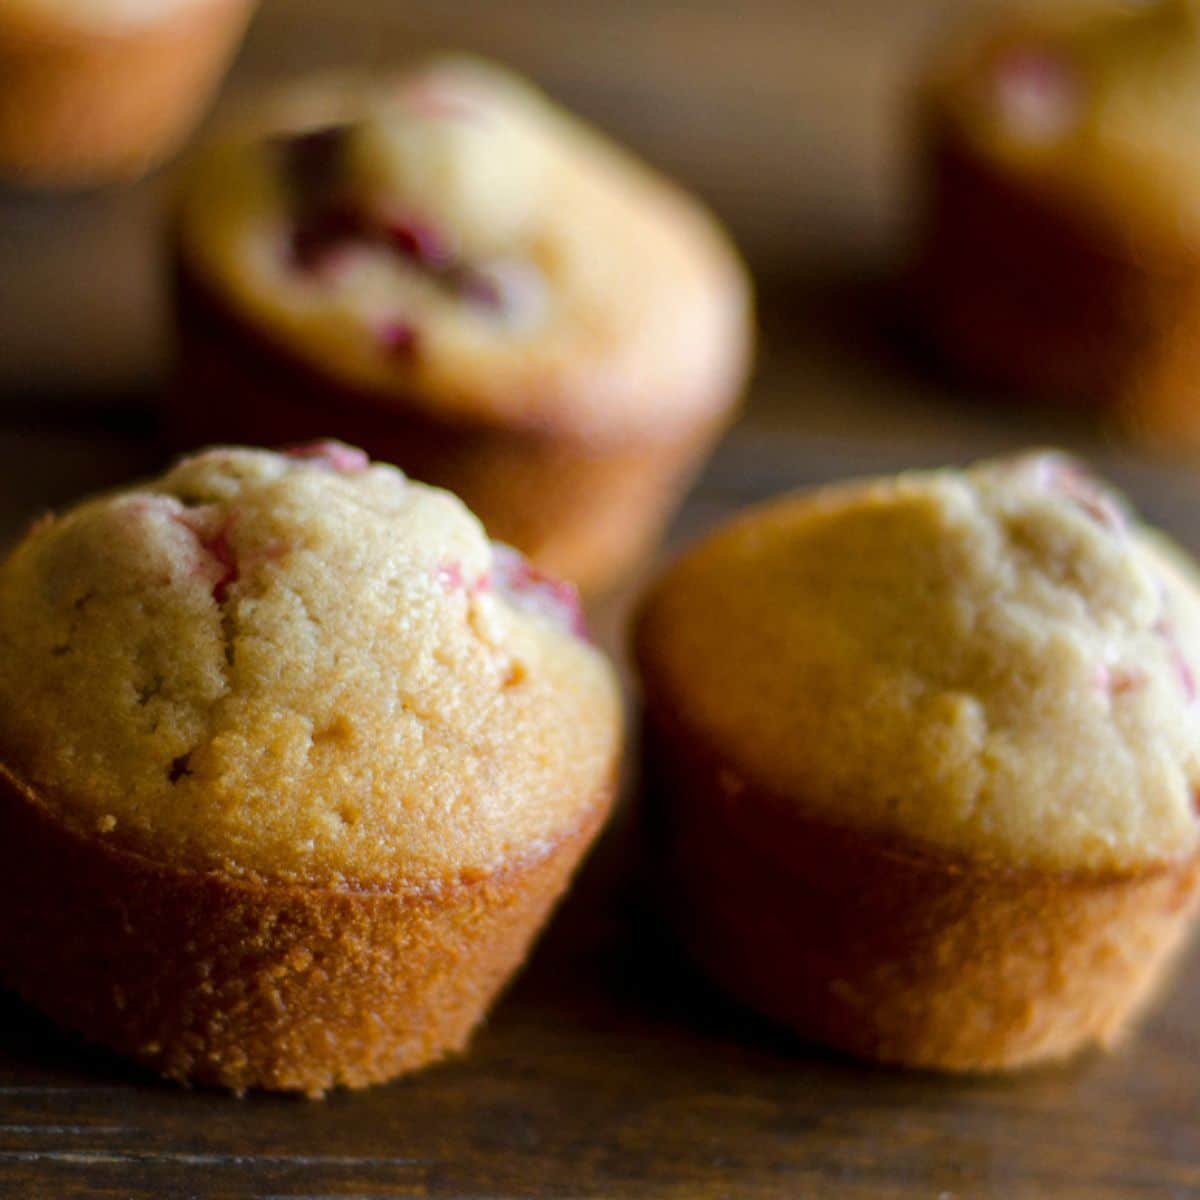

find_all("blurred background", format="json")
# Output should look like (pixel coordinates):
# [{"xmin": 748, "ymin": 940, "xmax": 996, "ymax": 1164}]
[
  {"xmin": 2, "ymin": 0, "xmax": 1198, "ymax": 540},
  {"xmin": 3, "ymin": 0, "xmax": 956, "ymax": 404}
]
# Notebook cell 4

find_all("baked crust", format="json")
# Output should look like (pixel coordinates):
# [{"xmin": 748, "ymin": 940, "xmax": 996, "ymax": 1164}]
[
  {"xmin": 0, "ymin": 0, "xmax": 254, "ymax": 187},
  {"xmin": 640, "ymin": 699, "xmax": 1200, "ymax": 1071},
  {"xmin": 0, "ymin": 760, "xmax": 615, "ymax": 1096},
  {"xmin": 168, "ymin": 254, "xmax": 728, "ymax": 590},
  {"xmin": 912, "ymin": 103, "xmax": 1200, "ymax": 414}
]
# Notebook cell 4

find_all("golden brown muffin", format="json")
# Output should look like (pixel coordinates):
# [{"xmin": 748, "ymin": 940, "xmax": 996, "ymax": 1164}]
[
  {"xmin": 635, "ymin": 451, "xmax": 1200, "ymax": 1071},
  {"xmin": 0, "ymin": 0, "xmax": 256, "ymax": 187},
  {"xmin": 913, "ymin": 0, "xmax": 1200, "ymax": 440},
  {"xmin": 0, "ymin": 442, "xmax": 622, "ymax": 1095},
  {"xmin": 168, "ymin": 59, "xmax": 754, "ymax": 591}
]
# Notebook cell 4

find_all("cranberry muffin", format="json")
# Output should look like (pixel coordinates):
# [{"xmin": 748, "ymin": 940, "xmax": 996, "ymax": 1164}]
[
  {"xmin": 0, "ymin": 442, "xmax": 621, "ymax": 1095},
  {"xmin": 913, "ymin": 0, "xmax": 1200, "ymax": 439},
  {"xmin": 169, "ymin": 59, "xmax": 754, "ymax": 591},
  {"xmin": 636, "ymin": 451, "xmax": 1200, "ymax": 1071},
  {"xmin": 0, "ymin": 0, "xmax": 256, "ymax": 186}
]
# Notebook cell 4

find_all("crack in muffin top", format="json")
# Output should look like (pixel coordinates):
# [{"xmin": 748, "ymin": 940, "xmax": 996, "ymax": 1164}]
[
  {"xmin": 0, "ymin": 443, "xmax": 621, "ymax": 886},
  {"xmin": 175, "ymin": 57, "xmax": 752, "ymax": 443},
  {"xmin": 637, "ymin": 451, "xmax": 1200, "ymax": 873}
]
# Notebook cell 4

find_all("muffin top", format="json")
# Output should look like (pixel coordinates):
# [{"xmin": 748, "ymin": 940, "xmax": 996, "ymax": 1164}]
[
  {"xmin": 637, "ymin": 452, "xmax": 1200, "ymax": 873},
  {"xmin": 176, "ymin": 58, "xmax": 752, "ymax": 442},
  {"xmin": 0, "ymin": 443, "xmax": 621, "ymax": 887},
  {"xmin": 924, "ymin": 0, "xmax": 1200, "ymax": 244}
]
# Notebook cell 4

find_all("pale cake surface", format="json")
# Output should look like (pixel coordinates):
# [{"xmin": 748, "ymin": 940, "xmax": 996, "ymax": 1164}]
[
  {"xmin": 0, "ymin": 445, "xmax": 621, "ymax": 886},
  {"xmin": 176, "ymin": 59, "xmax": 752, "ymax": 442},
  {"xmin": 928, "ymin": 0, "xmax": 1200, "ymax": 243},
  {"xmin": 639, "ymin": 452, "xmax": 1200, "ymax": 873}
]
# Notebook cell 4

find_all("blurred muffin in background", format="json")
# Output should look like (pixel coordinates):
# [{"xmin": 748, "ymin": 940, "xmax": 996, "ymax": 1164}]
[
  {"xmin": 912, "ymin": 0, "xmax": 1200, "ymax": 447},
  {"xmin": 168, "ymin": 59, "xmax": 754, "ymax": 592},
  {"xmin": 0, "ymin": 0, "xmax": 256, "ymax": 187}
]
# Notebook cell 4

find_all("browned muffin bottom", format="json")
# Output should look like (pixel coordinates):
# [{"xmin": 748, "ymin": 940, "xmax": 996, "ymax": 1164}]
[
  {"xmin": 0, "ymin": 763, "xmax": 613, "ymax": 1096},
  {"xmin": 643, "ymin": 702, "xmax": 1199, "ymax": 1072}
]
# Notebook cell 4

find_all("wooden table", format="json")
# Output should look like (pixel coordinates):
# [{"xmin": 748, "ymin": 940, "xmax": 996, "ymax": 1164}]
[{"xmin": 1, "ymin": 1, "xmax": 1199, "ymax": 1196}]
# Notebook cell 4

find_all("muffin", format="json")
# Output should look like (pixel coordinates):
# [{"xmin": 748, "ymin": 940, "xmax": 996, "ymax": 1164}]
[
  {"xmin": 0, "ymin": 0, "xmax": 256, "ymax": 187},
  {"xmin": 913, "ymin": 0, "xmax": 1200, "ymax": 439},
  {"xmin": 168, "ymin": 59, "xmax": 753, "ymax": 591},
  {"xmin": 635, "ymin": 451, "xmax": 1200, "ymax": 1071},
  {"xmin": 0, "ymin": 442, "xmax": 621, "ymax": 1095}
]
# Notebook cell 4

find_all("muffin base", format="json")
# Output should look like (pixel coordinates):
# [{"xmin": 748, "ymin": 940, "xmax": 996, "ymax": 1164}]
[
  {"xmin": 168, "ymin": 256, "xmax": 730, "ymax": 592},
  {"xmin": 642, "ymin": 706, "xmax": 1200, "ymax": 1072},
  {"xmin": 0, "ymin": 0, "xmax": 254, "ymax": 187},
  {"xmin": 0, "ymin": 761, "xmax": 614, "ymax": 1096},
  {"xmin": 912, "ymin": 110, "xmax": 1200, "ymax": 428}
]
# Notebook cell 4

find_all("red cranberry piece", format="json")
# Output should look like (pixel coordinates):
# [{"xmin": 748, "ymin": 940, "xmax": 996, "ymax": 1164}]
[
  {"xmin": 207, "ymin": 527, "xmax": 239, "ymax": 604},
  {"xmin": 1176, "ymin": 649, "xmax": 1198, "ymax": 705},
  {"xmin": 990, "ymin": 44, "xmax": 1079, "ymax": 141},
  {"xmin": 282, "ymin": 441, "xmax": 370, "ymax": 474},
  {"xmin": 379, "ymin": 320, "xmax": 420, "ymax": 360},
  {"xmin": 489, "ymin": 543, "xmax": 586, "ymax": 638},
  {"xmin": 172, "ymin": 511, "xmax": 239, "ymax": 603},
  {"xmin": 436, "ymin": 560, "xmax": 495, "ymax": 595},
  {"xmin": 381, "ymin": 214, "xmax": 454, "ymax": 269},
  {"xmin": 435, "ymin": 561, "xmax": 467, "ymax": 591},
  {"xmin": 290, "ymin": 203, "xmax": 367, "ymax": 272},
  {"xmin": 1154, "ymin": 616, "xmax": 1198, "ymax": 705}
]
